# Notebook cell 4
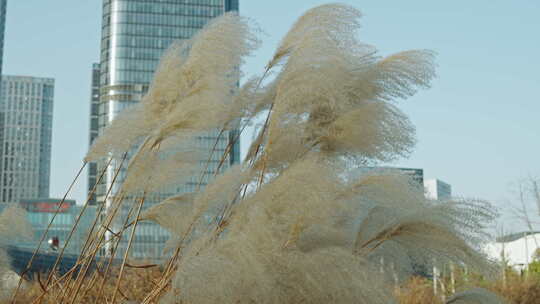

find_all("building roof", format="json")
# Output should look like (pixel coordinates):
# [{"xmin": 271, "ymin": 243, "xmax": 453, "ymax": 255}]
[
  {"xmin": 19, "ymin": 198, "xmax": 76, "ymax": 205},
  {"xmin": 495, "ymin": 231, "xmax": 540, "ymax": 243}
]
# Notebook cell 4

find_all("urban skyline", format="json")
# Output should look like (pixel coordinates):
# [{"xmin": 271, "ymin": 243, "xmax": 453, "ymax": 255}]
[
  {"xmin": 0, "ymin": 1, "xmax": 538, "ymax": 235},
  {"xmin": 0, "ymin": 2, "xmax": 538, "ymax": 302}
]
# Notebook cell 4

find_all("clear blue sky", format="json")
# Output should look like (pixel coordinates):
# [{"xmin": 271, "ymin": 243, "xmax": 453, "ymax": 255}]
[{"xmin": 3, "ymin": 1, "xmax": 539, "ymax": 232}]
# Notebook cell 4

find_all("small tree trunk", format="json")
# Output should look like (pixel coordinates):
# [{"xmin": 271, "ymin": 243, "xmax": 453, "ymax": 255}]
[
  {"xmin": 433, "ymin": 265, "xmax": 438, "ymax": 296},
  {"xmin": 450, "ymin": 263, "xmax": 456, "ymax": 294}
]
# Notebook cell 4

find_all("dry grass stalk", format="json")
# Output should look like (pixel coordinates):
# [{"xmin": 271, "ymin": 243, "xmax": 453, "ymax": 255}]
[
  {"xmin": 9, "ymin": 162, "xmax": 87, "ymax": 304},
  {"xmin": 43, "ymin": 154, "xmax": 128, "ymax": 304},
  {"xmin": 42, "ymin": 157, "xmax": 114, "ymax": 291},
  {"xmin": 93, "ymin": 199, "xmax": 139, "ymax": 303},
  {"xmin": 110, "ymin": 195, "xmax": 146, "ymax": 304},
  {"xmin": 74, "ymin": 156, "xmax": 117, "ymax": 261},
  {"xmin": 63, "ymin": 191, "xmax": 128, "ymax": 304}
]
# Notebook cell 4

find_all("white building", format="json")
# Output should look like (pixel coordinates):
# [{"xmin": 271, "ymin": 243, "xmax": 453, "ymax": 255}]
[
  {"xmin": 484, "ymin": 231, "xmax": 540, "ymax": 270},
  {"xmin": 424, "ymin": 179, "xmax": 452, "ymax": 200}
]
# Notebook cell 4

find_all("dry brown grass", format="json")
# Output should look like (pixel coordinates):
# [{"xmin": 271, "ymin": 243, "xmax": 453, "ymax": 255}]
[
  {"xmin": 396, "ymin": 277, "xmax": 442, "ymax": 304},
  {"xmin": 5, "ymin": 271, "xmax": 540, "ymax": 303},
  {"xmin": 395, "ymin": 271, "xmax": 540, "ymax": 304},
  {"xmin": 488, "ymin": 275, "xmax": 540, "ymax": 304},
  {"xmin": 3, "ymin": 266, "xmax": 163, "ymax": 304}
]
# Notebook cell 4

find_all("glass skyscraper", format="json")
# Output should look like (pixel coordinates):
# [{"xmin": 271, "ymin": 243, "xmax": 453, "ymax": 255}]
[
  {"xmin": 95, "ymin": 0, "xmax": 239, "ymax": 260},
  {"xmin": 0, "ymin": 76, "xmax": 54, "ymax": 204}
]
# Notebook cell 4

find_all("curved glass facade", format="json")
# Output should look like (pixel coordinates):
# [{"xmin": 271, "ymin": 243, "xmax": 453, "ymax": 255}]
[
  {"xmin": 95, "ymin": 0, "xmax": 239, "ymax": 260},
  {"xmin": 100, "ymin": 0, "xmax": 231, "ymax": 90}
]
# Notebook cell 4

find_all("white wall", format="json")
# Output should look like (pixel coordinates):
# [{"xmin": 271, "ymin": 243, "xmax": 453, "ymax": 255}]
[{"xmin": 484, "ymin": 233, "xmax": 540, "ymax": 269}]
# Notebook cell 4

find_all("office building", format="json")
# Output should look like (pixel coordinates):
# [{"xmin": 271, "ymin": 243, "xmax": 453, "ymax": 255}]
[
  {"xmin": 424, "ymin": 179, "xmax": 452, "ymax": 200},
  {"xmin": 95, "ymin": 0, "xmax": 240, "ymax": 260},
  {"xmin": 0, "ymin": 76, "xmax": 54, "ymax": 204}
]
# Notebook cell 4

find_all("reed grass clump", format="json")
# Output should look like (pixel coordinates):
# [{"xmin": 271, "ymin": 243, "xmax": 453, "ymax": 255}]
[
  {"xmin": 0, "ymin": 206, "xmax": 33, "ymax": 298},
  {"xmin": 13, "ymin": 3, "xmax": 504, "ymax": 303}
]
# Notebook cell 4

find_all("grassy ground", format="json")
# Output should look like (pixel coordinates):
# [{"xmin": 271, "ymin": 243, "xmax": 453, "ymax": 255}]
[
  {"xmin": 396, "ymin": 269, "xmax": 540, "ymax": 304},
  {"xmin": 3, "ymin": 266, "xmax": 540, "ymax": 303},
  {"xmin": 2, "ymin": 267, "xmax": 164, "ymax": 303}
]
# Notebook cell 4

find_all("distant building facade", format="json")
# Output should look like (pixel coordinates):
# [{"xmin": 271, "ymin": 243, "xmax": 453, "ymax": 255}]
[
  {"xmin": 484, "ymin": 231, "xmax": 540, "ymax": 271},
  {"xmin": 0, "ymin": 76, "xmax": 54, "ymax": 204},
  {"xmin": 395, "ymin": 167, "xmax": 424, "ymax": 188},
  {"xmin": 424, "ymin": 179, "xmax": 452, "ymax": 200},
  {"xmin": 94, "ymin": 0, "xmax": 240, "ymax": 260},
  {"xmin": 0, "ymin": 198, "xmax": 96, "ymax": 254},
  {"xmin": 88, "ymin": 63, "xmax": 100, "ymax": 206}
]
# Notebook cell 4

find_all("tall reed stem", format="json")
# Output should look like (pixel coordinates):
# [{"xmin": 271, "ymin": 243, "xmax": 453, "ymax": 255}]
[
  {"xmin": 43, "ymin": 157, "xmax": 113, "ymax": 290},
  {"xmin": 111, "ymin": 194, "xmax": 146, "ymax": 304},
  {"xmin": 62, "ymin": 154, "xmax": 128, "ymax": 303},
  {"xmin": 93, "ymin": 199, "xmax": 138, "ymax": 302}
]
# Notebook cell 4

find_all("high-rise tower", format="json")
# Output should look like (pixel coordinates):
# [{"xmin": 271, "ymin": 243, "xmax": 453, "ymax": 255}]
[
  {"xmin": 95, "ymin": 0, "xmax": 240, "ymax": 259},
  {"xmin": 0, "ymin": 76, "xmax": 54, "ymax": 203}
]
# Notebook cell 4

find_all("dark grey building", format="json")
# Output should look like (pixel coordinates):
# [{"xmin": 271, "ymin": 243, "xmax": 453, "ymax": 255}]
[
  {"xmin": 95, "ymin": 0, "xmax": 239, "ymax": 260},
  {"xmin": 0, "ymin": 76, "xmax": 54, "ymax": 203},
  {"xmin": 395, "ymin": 167, "xmax": 424, "ymax": 187},
  {"xmin": 0, "ymin": 0, "xmax": 6, "ymax": 77}
]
